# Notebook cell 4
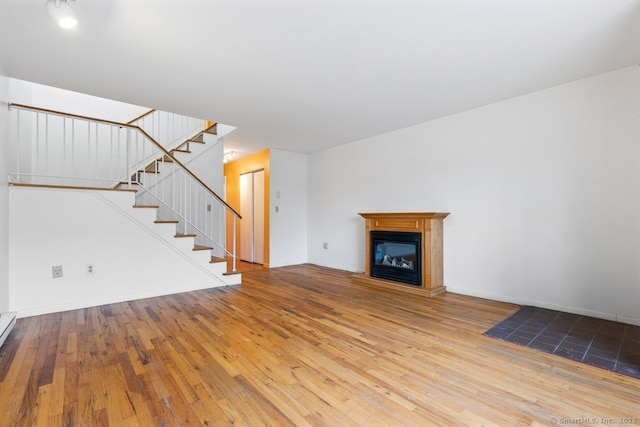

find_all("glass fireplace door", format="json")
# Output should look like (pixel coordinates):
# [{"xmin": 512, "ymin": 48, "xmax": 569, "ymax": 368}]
[{"xmin": 370, "ymin": 231, "xmax": 421, "ymax": 286}]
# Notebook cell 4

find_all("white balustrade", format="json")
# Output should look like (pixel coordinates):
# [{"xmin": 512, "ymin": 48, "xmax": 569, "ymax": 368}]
[{"xmin": 128, "ymin": 109, "xmax": 206, "ymax": 151}]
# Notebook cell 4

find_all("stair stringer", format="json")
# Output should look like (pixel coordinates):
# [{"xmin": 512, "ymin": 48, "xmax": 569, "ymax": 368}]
[
  {"xmin": 134, "ymin": 132, "xmax": 227, "ymax": 254},
  {"xmin": 96, "ymin": 191, "xmax": 240, "ymax": 286}
]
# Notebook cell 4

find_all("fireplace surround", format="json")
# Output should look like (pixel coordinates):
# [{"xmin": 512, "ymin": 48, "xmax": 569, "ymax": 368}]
[{"xmin": 353, "ymin": 212, "xmax": 449, "ymax": 297}]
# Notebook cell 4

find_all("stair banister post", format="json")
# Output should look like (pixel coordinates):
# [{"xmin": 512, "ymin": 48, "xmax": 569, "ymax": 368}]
[
  {"xmin": 16, "ymin": 109, "xmax": 20, "ymax": 182},
  {"xmin": 232, "ymin": 213, "xmax": 237, "ymax": 272},
  {"xmin": 126, "ymin": 128, "xmax": 131, "ymax": 188},
  {"xmin": 184, "ymin": 171, "xmax": 188, "ymax": 233}
]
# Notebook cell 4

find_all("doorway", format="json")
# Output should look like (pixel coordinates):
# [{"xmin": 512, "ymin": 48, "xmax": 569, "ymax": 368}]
[{"xmin": 239, "ymin": 169, "xmax": 265, "ymax": 264}]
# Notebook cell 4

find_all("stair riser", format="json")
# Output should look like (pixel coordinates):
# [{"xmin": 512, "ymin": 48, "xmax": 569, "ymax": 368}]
[{"xmin": 171, "ymin": 137, "xmax": 212, "ymax": 160}]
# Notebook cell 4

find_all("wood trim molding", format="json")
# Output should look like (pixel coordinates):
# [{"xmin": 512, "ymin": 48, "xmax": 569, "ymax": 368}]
[
  {"xmin": 127, "ymin": 109, "xmax": 156, "ymax": 124},
  {"xmin": 9, "ymin": 103, "xmax": 140, "ymax": 129},
  {"xmin": 9, "ymin": 183, "xmax": 138, "ymax": 193}
]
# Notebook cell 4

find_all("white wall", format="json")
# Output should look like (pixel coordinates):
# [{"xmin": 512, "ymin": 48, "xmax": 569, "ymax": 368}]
[
  {"xmin": 193, "ymin": 134, "xmax": 225, "ymax": 199},
  {"xmin": 270, "ymin": 150, "xmax": 309, "ymax": 267},
  {"xmin": 9, "ymin": 187, "xmax": 226, "ymax": 317},
  {"xmin": 10, "ymin": 79, "xmax": 148, "ymax": 123},
  {"xmin": 0, "ymin": 65, "xmax": 10, "ymax": 313},
  {"xmin": 308, "ymin": 66, "xmax": 640, "ymax": 325}
]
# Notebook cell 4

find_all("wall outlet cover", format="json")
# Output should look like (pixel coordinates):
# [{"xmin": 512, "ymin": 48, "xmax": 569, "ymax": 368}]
[{"xmin": 52, "ymin": 265, "xmax": 63, "ymax": 279}]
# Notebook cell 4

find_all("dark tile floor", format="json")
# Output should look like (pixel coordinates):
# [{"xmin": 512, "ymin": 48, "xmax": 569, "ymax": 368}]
[{"xmin": 485, "ymin": 306, "xmax": 640, "ymax": 380}]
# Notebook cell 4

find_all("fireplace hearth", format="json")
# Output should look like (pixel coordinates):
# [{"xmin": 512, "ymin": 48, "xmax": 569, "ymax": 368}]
[{"xmin": 353, "ymin": 212, "xmax": 449, "ymax": 297}]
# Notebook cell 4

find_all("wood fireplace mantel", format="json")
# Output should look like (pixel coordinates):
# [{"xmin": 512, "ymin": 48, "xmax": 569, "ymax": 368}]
[{"xmin": 352, "ymin": 212, "xmax": 449, "ymax": 297}]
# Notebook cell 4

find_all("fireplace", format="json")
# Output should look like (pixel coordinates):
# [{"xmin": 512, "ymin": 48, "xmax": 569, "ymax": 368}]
[
  {"xmin": 353, "ymin": 212, "xmax": 449, "ymax": 297},
  {"xmin": 371, "ymin": 231, "xmax": 421, "ymax": 286}
]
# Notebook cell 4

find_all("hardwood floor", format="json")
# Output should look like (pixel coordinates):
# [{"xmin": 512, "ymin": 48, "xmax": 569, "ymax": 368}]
[{"xmin": 0, "ymin": 264, "xmax": 638, "ymax": 426}]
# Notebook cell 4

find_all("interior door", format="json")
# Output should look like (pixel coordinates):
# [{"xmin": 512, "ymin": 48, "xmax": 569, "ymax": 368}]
[
  {"xmin": 239, "ymin": 170, "xmax": 265, "ymax": 264},
  {"xmin": 252, "ymin": 170, "xmax": 265, "ymax": 264},
  {"xmin": 239, "ymin": 172, "xmax": 253, "ymax": 262}
]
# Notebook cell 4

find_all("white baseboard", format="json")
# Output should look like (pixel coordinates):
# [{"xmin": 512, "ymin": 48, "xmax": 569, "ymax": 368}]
[
  {"xmin": 15, "ymin": 281, "xmax": 234, "ymax": 319},
  {"xmin": 0, "ymin": 312, "xmax": 17, "ymax": 348},
  {"xmin": 446, "ymin": 285, "xmax": 640, "ymax": 326}
]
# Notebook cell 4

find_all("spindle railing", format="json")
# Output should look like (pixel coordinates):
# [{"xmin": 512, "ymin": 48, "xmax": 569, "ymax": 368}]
[{"xmin": 127, "ymin": 108, "xmax": 205, "ymax": 150}]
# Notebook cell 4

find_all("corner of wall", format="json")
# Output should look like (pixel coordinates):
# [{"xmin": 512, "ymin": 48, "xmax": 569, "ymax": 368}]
[
  {"xmin": 269, "ymin": 149, "xmax": 309, "ymax": 267},
  {"xmin": 0, "ymin": 66, "xmax": 10, "ymax": 313}
]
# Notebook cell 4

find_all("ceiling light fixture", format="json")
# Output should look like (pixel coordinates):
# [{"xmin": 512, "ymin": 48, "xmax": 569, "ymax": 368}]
[
  {"xmin": 223, "ymin": 151, "xmax": 235, "ymax": 163},
  {"xmin": 46, "ymin": 0, "xmax": 78, "ymax": 29}
]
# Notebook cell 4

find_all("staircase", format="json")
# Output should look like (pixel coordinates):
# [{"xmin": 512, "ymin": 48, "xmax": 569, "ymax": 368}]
[
  {"xmin": 116, "ymin": 122, "xmax": 241, "ymax": 285},
  {"xmin": 7, "ymin": 103, "xmax": 241, "ymax": 292}
]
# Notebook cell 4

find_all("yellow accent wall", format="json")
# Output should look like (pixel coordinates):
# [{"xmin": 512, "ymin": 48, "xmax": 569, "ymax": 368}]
[{"xmin": 224, "ymin": 149, "xmax": 270, "ymax": 268}]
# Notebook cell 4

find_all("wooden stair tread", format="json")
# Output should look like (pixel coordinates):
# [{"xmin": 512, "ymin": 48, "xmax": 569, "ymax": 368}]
[
  {"xmin": 193, "ymin": 245, "xmax": 213, "ymax": 251},
  {"xmin": 133, "ymin": 205, "xmax": 159, "ymax": 209},
  {"xmin": 187, "ymin": 138, "xmax": 205, "ymax": 144},
  {"xmin": 175, "ymin": 233, "xmax": 197, "ymax": 238},
  {"xmin": 171, "ymin": 149, "xmax": 191, "ymax": 154},
  {"xmin": 203, "ymin": 123, "xmax": 218, "ymax": 134},
  {"xmin": 210, "ymin": 256, "xmax": 226, "ymax": 263},
  {"xmin": 223, "ymin": 271, "xmax": 241, "ymax": 276},
  {"xmin": 155, "ymin": 220, "xmax": 179, "ymax": 224},
  {"xmin": 174, "ymin": 141, "xmax": 190, "ymax": 151}
]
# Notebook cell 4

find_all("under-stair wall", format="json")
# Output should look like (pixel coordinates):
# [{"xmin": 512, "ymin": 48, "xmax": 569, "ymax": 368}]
[{"xmin": 9, "ymin": 186, "xmax": 236, "ymax": 318}]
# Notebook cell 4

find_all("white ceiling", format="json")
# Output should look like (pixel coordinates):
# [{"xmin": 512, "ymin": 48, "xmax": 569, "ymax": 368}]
[{"xmin": 1, "ymin": 0, "xmax": 639, "ymax": 158}]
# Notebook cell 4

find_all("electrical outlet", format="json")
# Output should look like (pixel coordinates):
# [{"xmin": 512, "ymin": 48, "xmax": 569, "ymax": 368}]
[
  {"xmin": 207, "ymin": 204, "xmax": 211, "ymax": 212},
  {"xmin": 323, "ymin": 242, "xmax": 329, "ymax": 249},
  {"xmin": 86, "ymin": 264, "xmax": 95, "ymax": 275},
  {"xmin": 52, "ymin": 265, "xmax": 63, "ymax": 279}
]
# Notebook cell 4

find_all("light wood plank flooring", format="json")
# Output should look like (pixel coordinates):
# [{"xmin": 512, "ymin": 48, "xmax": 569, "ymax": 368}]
[{"xmin": 0, "ymin": 264, "xmax": 638, "ymax": 426}]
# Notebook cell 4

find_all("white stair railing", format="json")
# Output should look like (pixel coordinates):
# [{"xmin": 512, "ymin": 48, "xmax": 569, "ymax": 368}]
[
  {"xmin": 7, "ymin": 103, "xmax": 240, "ymax": 272},
  {"xmin": 127, "ymin": 109, "xmax": 206, "ymax": 150}
]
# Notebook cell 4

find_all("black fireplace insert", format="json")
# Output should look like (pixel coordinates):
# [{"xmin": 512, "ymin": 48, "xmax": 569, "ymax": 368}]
[{"xmin": 370, "ymin": 230, "xmax": 421, "ymax": 286}]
